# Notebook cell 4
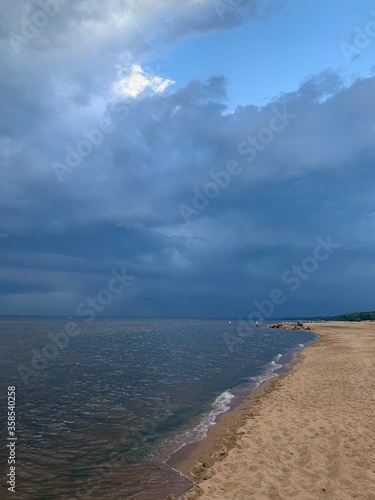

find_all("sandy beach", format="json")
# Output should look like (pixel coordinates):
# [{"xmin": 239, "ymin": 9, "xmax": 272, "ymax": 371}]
[{"xmin": 179, "ymin": 321, "xmax": 375, "ymax": 499}]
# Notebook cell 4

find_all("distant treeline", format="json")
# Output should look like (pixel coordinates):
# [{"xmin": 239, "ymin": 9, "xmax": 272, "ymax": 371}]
[
  {"xmin": 332, "ymin": 311, "xmax": 375, "ymax": 322},
  {"xmin": 281, "ymin": 311, "xmax": 375, "ymax": 322},
  {"xmin": 308, "ymin": 311, "xmax": 375, "ymax": 322}
]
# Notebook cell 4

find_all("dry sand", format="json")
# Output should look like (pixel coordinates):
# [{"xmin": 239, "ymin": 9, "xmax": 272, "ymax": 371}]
[{"xmin": 183, "ymin": 321, "xmax": 375, "ymax": 500}]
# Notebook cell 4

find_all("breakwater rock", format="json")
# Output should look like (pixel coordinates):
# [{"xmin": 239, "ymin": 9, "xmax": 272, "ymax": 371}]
[{"xmin": 267, "ymin": 321, "xmax": 311, "ymax": 331}]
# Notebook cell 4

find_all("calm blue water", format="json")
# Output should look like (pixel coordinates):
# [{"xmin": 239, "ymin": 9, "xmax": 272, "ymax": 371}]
[{"xmin": 0, "ymin": 317, "xmax": 316, "ymax": 499}]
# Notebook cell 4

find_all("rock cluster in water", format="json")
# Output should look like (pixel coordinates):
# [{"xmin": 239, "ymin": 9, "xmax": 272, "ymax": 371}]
[{"xmin": 267, "ymin": 320, "xmax": 311, "ymax": 331}]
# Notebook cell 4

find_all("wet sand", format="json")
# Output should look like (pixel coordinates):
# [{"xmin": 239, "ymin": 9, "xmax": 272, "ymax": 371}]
[{"xmin": 177, "ymin": 322, "xmax": 375, "ymax": 499}]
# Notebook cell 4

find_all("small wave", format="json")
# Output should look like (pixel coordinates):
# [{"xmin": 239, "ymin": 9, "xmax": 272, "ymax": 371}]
[
  {"xmin": 248, "ymin": 356, "xmax": 284, "ymax": 388},
  {"xmin": 212, "ymin": 390, "xmax": 234, "ymax": 414},
  {"xmin": 162, "ymin": 390, "xmax": 234, "ymax": 460},
  {"xmin": 298, "ymin": 343, "xmax": 305, "ymax": 347},
  {"xmin": 187, "ymin": 390, "xmax": 234, "ymax": 441},
  {"xmin": 270, "ymin": 360, "xmax": 282, "ymax": 368}
]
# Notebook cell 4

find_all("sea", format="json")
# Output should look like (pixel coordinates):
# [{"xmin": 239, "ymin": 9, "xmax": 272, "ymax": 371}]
[{"xmin": 0, "ymin": 317, "xmax": 317, "ymax": 499}]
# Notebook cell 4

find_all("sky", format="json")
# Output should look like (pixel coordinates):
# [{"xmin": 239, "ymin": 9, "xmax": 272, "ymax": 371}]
[{"xmin": 1, "ymin": 0, "xmax": 375, "ymax": 319}]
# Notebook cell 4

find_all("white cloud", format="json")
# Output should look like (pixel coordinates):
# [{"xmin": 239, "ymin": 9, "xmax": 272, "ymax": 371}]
[{"xmin": 113, "ymin": 64, "xmax": 175, "ymax": 97}]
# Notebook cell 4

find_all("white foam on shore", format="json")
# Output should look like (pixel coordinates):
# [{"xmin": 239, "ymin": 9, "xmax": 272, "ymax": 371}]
[
  {"xmin": 161, "ymin": 390, "xmax": 235, "ymax": 462},
  {"xmin": 185, "ymin": 390, "xmax": 235, "ymax": 442},
  {"xmin": 270, "ymin": 353, "xmax": 283, "ymax": 370},
  {"xmin": 248, "ymin": 356, "xmax": 284, "ymax": 388}
]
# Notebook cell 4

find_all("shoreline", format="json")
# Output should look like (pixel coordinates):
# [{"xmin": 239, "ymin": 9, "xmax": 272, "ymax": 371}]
[
  {"xmin": 167, "ymin": 333, "xmax": 319, "ymax": 490},
  {"xmin": 178, "ymin": 321, "xmax": 375, "ymax": 499},
  {"xmin": 167, "ymin": 376, "xmax": 287, "ymax": 479}
]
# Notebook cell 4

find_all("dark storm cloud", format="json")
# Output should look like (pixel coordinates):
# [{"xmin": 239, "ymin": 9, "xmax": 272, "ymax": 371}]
[
  {"xmin": 0, "ymin": 1, "xmax": 374, "ymax": 317},
  {"xmin": 2, "ymin": 0, "xmax": 289, "ymax": 55}
]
